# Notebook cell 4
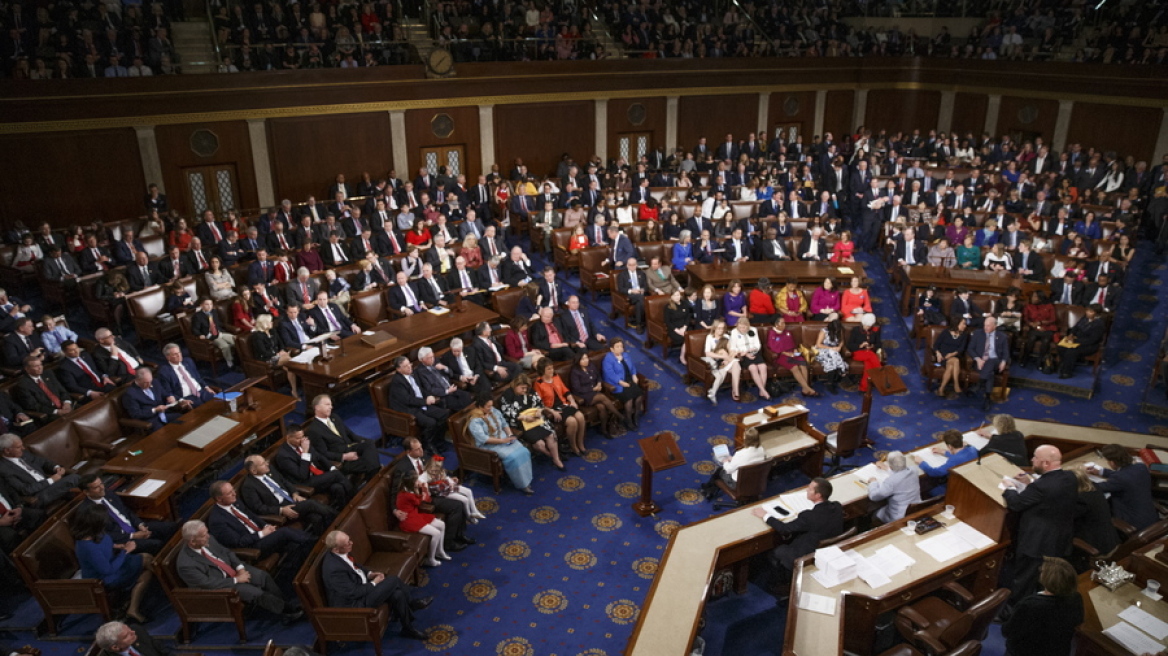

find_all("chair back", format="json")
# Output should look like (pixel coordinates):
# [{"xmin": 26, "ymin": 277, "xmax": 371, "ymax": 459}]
[
  {"xmin": 906, "ymin": 494, "xmax": 945, "ymax": 517},
  {"xmin": 937, "ymin": 588, "xmax": 1009, "ymax": 647},
  {"xmin": 350, "ymin": 288, "xmax": 388, "ymax": 329},
  {"xmin": 491, "ymin": 286, "xmax": 525, "ymax": 320},
  {"xmin": 833, "ymin": 413, "xmax": 869, "ymax": 457},
  {"xmin": 816, "ymin": 525, "xmax": 857, "ymax": 548},
  {"xmin": 731, "ymin": 459, "xmax": 773, "ymax": 502},
  {"xmin": 1113, "ymin": 517, "xmax": 1168, "ymax": 562}
]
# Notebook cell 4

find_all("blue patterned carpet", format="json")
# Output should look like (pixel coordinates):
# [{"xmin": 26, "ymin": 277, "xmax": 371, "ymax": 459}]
[{"xmin": 4, "ymin": 242, "xmax": 1167, "ymax": 656}]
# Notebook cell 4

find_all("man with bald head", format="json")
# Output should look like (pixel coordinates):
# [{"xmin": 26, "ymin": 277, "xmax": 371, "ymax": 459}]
[{"xmin": 1001, "ymin": 444, "xmax": 1076, "ymax": 613}]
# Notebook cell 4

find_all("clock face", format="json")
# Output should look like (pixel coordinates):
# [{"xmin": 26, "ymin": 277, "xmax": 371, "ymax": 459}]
[{"xmin": 429, "ymin": 48, "xmax": 453, "ymax": 75}]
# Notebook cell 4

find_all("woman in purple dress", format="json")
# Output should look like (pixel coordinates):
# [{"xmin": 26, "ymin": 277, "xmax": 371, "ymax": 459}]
[
  {"xmin": 808, "ymin": 277, "xmax": 841, "ymax": 321},
  {"xmin": 722, "ymin": 279, "xmax": 747, "ymax": 327},
  {"xmin": 765, "ymin": 317, "xmax": 818, "ymax": 397}
]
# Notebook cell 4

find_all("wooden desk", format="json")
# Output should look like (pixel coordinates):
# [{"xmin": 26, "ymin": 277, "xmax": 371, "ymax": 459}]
[
  {"xmin": 1075, "ymin": 550, "xmax": 1168, "ymax": 656},
  {"xmin": 685, "ymin": 261, "xmax": 866, "ymax": 290},
  {"xmin": 285, "ymin": 303, "xmax": 500, "ymax": 403},
  {"xmin": 897, "ymin": 265, "xmax": 1047, "ymax": 316},
  {"xmin": 103, "ymin": 388, "xmax": 296, "ymax": 519},
  {"xmin": 1015, "ymin": 419, "xmax": 1168, "ymax": 453},
  {"xmin": 736, "ymin": 403, "xmax": 825, "ymax": 478}
]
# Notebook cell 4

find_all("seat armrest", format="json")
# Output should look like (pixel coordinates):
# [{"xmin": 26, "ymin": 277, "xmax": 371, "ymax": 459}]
[
  {"xmin": 369, "ymin": 531, "xmax": 410, "ymax": 552},
  {"xmin": 419, "ymin": 502, "xmax": 436, "ymax": 513},
  {"xmin": 232, "ymin": 548, "xmax": 261, "ymax": 562},
  {"xmin": 1113, "ymin": 517, "xmax": 1137, "ymax": 538},
  {"xmin": 26, "ymin": 411, "xmax": 48, "ymax": 421},
  {"xmin": 1073, "ymin": 537, "xmax": 1100, "ymax": 557},
  {"xmin": 80, "ymin": 440, "xmax": 116, "ymax": 455},
  {"xmin": 940, "ymin": 581, "xmax": 975, "ymax": 608},
  {"xmin": 260, "ymin": 514, "xmax": 286, "ymax": 526},
  {"xmin": 913, "ymin": 632, "xmax": 948, "ymax": 656},
  {"xmin": 119, "ymin": 418, "xmax": 153, "ymax": 432},
  {"xmin": 897, "ymin": 605, "xmax": 932, "ymax": 631}
]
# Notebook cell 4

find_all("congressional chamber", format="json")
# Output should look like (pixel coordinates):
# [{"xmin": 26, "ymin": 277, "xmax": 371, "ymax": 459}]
[{"xmin": 2, "ymin": 3, "xmax": 1168, "ymax": 654}]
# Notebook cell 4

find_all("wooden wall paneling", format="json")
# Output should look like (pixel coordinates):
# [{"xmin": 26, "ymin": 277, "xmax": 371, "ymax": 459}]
[
  {"xmin": 267, "ymin": 112, "xmax": 393, "ymax": 204},
  {"xmin": 154, "ymin": 121, "xmax": 258, "ymax": 216},
  {"xmin": 404, "ymin": 106, "xmax": 482, "ymax": 180},
  {"xmin": 1066, "ymin": 102, "xmax": 1160, "ymax": 163},
  {"xmin": 676, "ymin": 94, "xmax": 759, "ymax": 156},
  {"xmin": 0, "ymin": 128, "xmax": 144, "ymax": 228},
  {"xmin": 995, "ymin": 96, "xmax": 1058, "ymax": 143},
  {"xmin": 822, "ymin": 90, "xmax": 855, "ymax": 140},
  {"xmin": 766, "ymin": 91, "xmax": 817, "ymax": 143},
  {"xmin": 864, "ymin": 90, "xmax": 941, "ymax": 136},
  {"xmin": 493, "ymin": 101, "xmax": 594, "ymax": 179},
  {"xmin": 606, "ymin": 97, "xmax": 667, "ymax": 160},
  {"xmin": 950, "ymin": 92, "xmax": 989, "ymax": 137}
]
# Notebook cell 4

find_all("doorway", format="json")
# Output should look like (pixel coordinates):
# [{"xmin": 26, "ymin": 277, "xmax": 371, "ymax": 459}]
[
  {"xmin": 183, "ymin": 164, "xmax": 239, "ymax": 217},
  {"xmin": 420, "ymin": 145, "xmax": 466, "ymax": 178}
]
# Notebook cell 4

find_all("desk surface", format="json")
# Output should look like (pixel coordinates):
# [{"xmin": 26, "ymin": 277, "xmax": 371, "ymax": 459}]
[
  {"xmin": 1016, "ymin": 419, "xmax": 1168, "ymax": 452},
  {"xmin": 899, "ymin": 266, "xmax": 1046, "ymax": 314},
  {"xmin": 685, "ymin": 261, "xmax": 867, "ymax": 288}
]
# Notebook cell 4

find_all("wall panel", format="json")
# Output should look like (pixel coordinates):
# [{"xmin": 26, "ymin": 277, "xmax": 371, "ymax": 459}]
[
  {"xmin": 767, "ymin": 91, "xmax": 817, "ymax": 144},
  {"xmin": 155, "ymin": 120, "xmax": 258, "ymax": 215},
  {"xmin": 822, "ymin": 90, "xmax": 855, "ymax": 140},
  {"xmin": 267, "ymin": 112, "xmax": 393, "ymax": 203},
  {"xmin": 405, "ymin": 106, "xmax": 482, "ymax": 180},
  {"xmin": 0, "ymin": 129, "xmax": 143, "ymax": 227},
  {"xmin": 677, "ymin": 94, "xmax": 758, "ymax": 156},
  {"xmin": 951, "ymin": 92, "xmax": 989, "ymax": 137},
  {"xmin": 494, "ymin": 101, "xmax": 594, "ymax": 178},
  {"xmin": 607, "ymin": 97, "xmax": 667, "ymax": 160},
  {"xmin": 865, "ymin": 89, "xmax": 941, "ymax": 136},
  {"xmin": 995, "ymin": 96, "xmax": 1058, "ymax": 143},
  {"xmin": 1066, "ymin": 103, "xmax": 1160, "ymax": 162}
]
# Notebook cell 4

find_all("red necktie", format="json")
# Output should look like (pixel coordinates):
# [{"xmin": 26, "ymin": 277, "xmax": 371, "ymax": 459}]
[
  {"xmin": 302, "ymin": 283, "xmax": 311, "ymax": 303},
  {"xmin": 75, "ymin": 358, "xmax": 100, "ymax": 385},
  {"xmin": 202, "ymin": 549, "xmax": 237, "ymax": 577},
  {"xmin": 296, "ymin": 447, "xmax": 324, "ymax": 475},
  {"xmin": 37, "ymin": 378, "xmax": 62, "ymax": 409},
  {"xmin": 211, "ymin": 224, "xmax": 221, "ymax": 241},
  {"xmin": 117, "ymin": 351, "xmax": 136, "ymax": 375},
  {"xmin": 279, "ymin": 234, "xmax": 288, "ymax": 250},
  {"xmin": 415, "ymin": 459, "xmax": 423, "ymax": 474},
  {"xmin": 197, "ymin": 252, "xmax": 206, "ymax": 269},
  {"xmin": 230, "ymin": 506, "xmax": 261, "ymax": 532},
  {"xmin": 207, "ymin": 314, "xmax": 219, "ymax": 337}
]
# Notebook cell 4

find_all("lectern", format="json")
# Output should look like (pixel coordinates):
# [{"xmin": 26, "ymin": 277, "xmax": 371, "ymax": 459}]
[{"xmin": 634, "ymin": 432, "xmax": 687, "ymax": 517}]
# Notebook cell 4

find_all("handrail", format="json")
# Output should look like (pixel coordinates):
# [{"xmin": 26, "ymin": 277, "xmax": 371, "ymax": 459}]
[
  {"xmin": 203, "ymin": 0, "xmax": 223, "ymax": 66},
  {"xmin": 725, "ymin": 0, "xmax": 772, "ymax": 54}
]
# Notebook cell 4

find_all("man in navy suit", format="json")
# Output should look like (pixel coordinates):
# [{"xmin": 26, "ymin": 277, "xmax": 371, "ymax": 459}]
[
  {"xmin": 197, "ymin": 211, "xmax": 227, "ymax": 246},
  {"xmin": 206, "ymin": 481, "xmax": 313, "ymax": 563},
  {"xmin": 80, "ymin": 474, "xmax": 177, "ymax": 555},
  {"xmin": 536, "ymin": 267, "xmax": 567, "ymax": 309},
  {"xmin": 112, "ymin": 230, "xmax": 146, "ymax": 266},
  {"xmin": 309, "ymin": 291, "xmax": 358, "ymax": 338},
  {"xmin": 157, "ymin": 343, "xmax": 217, "ymax": 407},
  {"xmin": 1088, "ymin": 444, "xmax": 1158, "ymax": 531},
  {"xmin": 276, "ymin": 304, "xmax": 319, "ymax": 350},
  {"xmin": 607, "ymin": 225, "xmax": 636, "ymax": 270},
  {"xmin": 967, "ymin": 316, "xmax": 1010, "ymax": 411},
  {"xmin": 238, "ymin": 455, "xmax": 337, "ymax": 536},
  {"xmin": 321, "ymin": 530, "xmax": 431, "ymax": 640},
  {"xmin": 247, "ymin": 249, "xmax": 276, "ymax": 285},
  {"xmin": 561, "ymin": 295, "xmax": 607, "ymax": 351},
  {"xmin": 127, "ymin": 252, "xmax": 160, "ymax": 292},
  {"xmin": 56, "ymin": 341, "xmax": 117, "ymax": 401},
  {"xmin": 121, "ymin": 367, "xmax": 183, "ymax": 430}
]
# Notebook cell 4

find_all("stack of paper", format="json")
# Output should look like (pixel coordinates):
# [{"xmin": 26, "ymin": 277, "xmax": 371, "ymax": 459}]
[
  {"xmin": 947, "ymin": 523, "xmax": 995, "ymax": 549},
  {"xmin": 128, "ymin": 478, "xmax": 166, "ymax": 497},
  {"xmin": 912, "ymin": 448, "xmax": 949, "ymax": 470},
  {"xmin": 1104, "ymin": 621, "xmax": 1166, "ymax": 655},
  {"xmin": 797, "ymin": 592, "xmax": 837, "ymax": 616},
  {"xmin": 712, "ymin": 444, "xmax": 730, "ymax": 461},
  {"xmin": 1118, "ymin": 606, "xmax": 1168, "ymax": 640},
  {"xmin": 813, "ymin": 546, "xmax": 857, "ymax": 588},
  {"xmin": 847, "ymin": 550, "xmax": 892, "ymax": 589},
  {"xmin": 291, "ymin": 347, "xmax": 320, "ymax": 363},
  {"xmin": 780, "ymin": 491, "xmax": 815, "ymax": 515},
  {"xmin": 851, "ymin": 463, "xmax": 891, "ymax": 485}
]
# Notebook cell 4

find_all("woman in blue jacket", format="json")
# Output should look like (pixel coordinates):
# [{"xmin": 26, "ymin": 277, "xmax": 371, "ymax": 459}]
[
  {"xmin": 602, "ymin": 338, "xmax": 645, "ymax": 430},
  {"xmin": 72, "ymin": 504, "xmax": 153, "ymax": 623}
]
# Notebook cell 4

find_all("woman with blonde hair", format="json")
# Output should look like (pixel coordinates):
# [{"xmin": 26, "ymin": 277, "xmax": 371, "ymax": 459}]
[
  {"xmin": 250, "ymin": 313, "xmax": 297, "ymax": 397},
  {"xmin": 730, "ymin": 318, "xmax": 770, "ymax": 401},
  {"xmin": 704, "ymin": 318, "xmax": 741, "ymax": 404}
]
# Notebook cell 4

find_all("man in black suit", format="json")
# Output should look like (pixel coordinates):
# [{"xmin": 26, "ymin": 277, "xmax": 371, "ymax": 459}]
[
  {"xmin": 78, "ymin": 235, "xmax": 113, "ymax": 274},
  {"xmin": 1001, "ymin": 445, "xmax": 1076, "ymax": 609},
  {"xmin": 304, "ymin": 394, "xmax": 381, "ymax": 480},
  {"xmin": 948, "ymin": 288, "xmax": 983, "ymax": 325},
  {"xmin": 416, "ymin": 263, "xmax": 450, "ymax": 308},
  {"xmin": 530, "ymin": 307, "xmax": 578, "ymax": 361},
  {"xmin": 13, "ymin": 356, "xmax": 73, "ymax": 421},
  {"xmin": 1056, "ymin": 303, "xmax": 1106, "ymax": 378},
  {"xmin": 967, "ymin": 316, "xmax": 1010, "ymax": 411},
  {"xmin": 126, "ymin": 252, "xmax": 160, "ymax": 292},
  {"xmin": 388, "ymin": 270, "xmax": 427, "ymax": 316},
  {"xmin": 309, "ymin": 291, "xmax": 359, "ymax": 338},
  {"xmin": 500, "ymin": 246, "xmax": 535, "ymax": 286},
  {"xmin": 561, "ymin": 295, "xmax": 607, "ymax": 351},
  {"xmin": 156, "ymin": 246, "xmax": 189, "ymax": 283},
  {"xmin": 57, "ymin": 341, "xmax": 117, "ymax": 401},
  {"xmin": 0, "ymin": 476, "xmax": 47, "ymax": 553},
  {"xmin": 239, "ymin": 455, "xmax": 336, "ymax": 536},
  {"xmin": 190, "ymin": 298, "xmax": 237, "ymax": 368},
  {"xmin": 1050, "ymin": 271, "xmax": 1085, "ymax": 306},
  {"xmin": 42, "ymin": 246, "xmax": 82, "ymax": 285},
  {"xmin": 93, "ymin": 328, "xmax": 147, "ymax": 383},
  {"xmin": 321, "ymin": 530, "xmax": 431, "ymax": 640},
  {"xmin": 218, "ymin": 232, "xmax": 244, "ymax": 266},
  {"xmin": 272, "ymin": 428, "xmax": 353, "ymax": 510},
  {"xmin": 1086, "ymin": 254, "xmax": 1125, "ymax": 286},
  {"xmin": 616, "ymin": 257, "xmax": 649, "ymax": 333},
  {"xmin": 751, "ymin": 477, "xmax": 844, "ymax": 597},
  {"xmin": 94, "ymin": 621, "xmax": 171, "ymax": 656},
  {"xmin": 447, "ymin": 256, "xmax": 486, "ymax": 306},
  {"xmin": 265, "ymin": 222, "xmax": 298, "ymax": 253},
  {"xmin": 798, "ymin": 227, "xmax": 830, "ymax": 262},
  {"xmin": 440, "ymin": 338, "xmax": 489, "ymax": 396},
  {"xmin": 175, "ymin": 520, "xmax": 302, "ymax": 621},
  {"xmin": 276, "ymin": 304, "xmax": 320, "ymax": 350},
  {"xmin": 1013, "ymin": 241, "xmax": 1046, "ymax": 282},
  {"xmin": 0, "ymin": 391, "xmax": 35, "ymax": 437},
  {"xmin": 197, "ymin": 211, "xmax": 227, "ymax": 246},
  {"xmin": 247, "ymin": 249, "xmax": 276, "ymax": 285},
  {"xmin": 388, "ymin": 356, "xmax": 451, "ymax": 454},
  {"xmin": 3, "ymin": 317, "xmax": 47, "ymax": 368},
  {"xmin": 391, "ymin": 437, "xmax": 472, "ymax": 552},
  {"xmin": 892, "ymin": 226, "xmax": 927, "ymax": 267},
  {"xmin": 536, "ymin": 267, "xmax": 567, "ymax": 309},
  {"xmin": 477, "ymin": 256, "xmax": 506, "ymax": 291},
  {"xmin": 415, "ymin": 347, "xmax": 473, "ymax": 412},
  {"xmin": 80, "ymin": 474, "xmax": 177, "ymax": 555},
  {"xmin": 207, "ymin": 480, "xmax": 314, "ymax": 562},
  {"xmin": 469, "ymin": 321, "xmax": 520, "ymax": 383},
  {"xmin": 0, "ymin": 433, "xmax": 80, "ymax": 507},
  {"xmin": 183, "ymin": 238, "xmax": 212, "ymax": 275},
  {"xmin": 1083, "ymin": 275, "xmax": 1120, "ymax": 313}
]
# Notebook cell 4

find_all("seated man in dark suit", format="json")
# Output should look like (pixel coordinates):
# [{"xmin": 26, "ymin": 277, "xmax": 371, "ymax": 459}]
[
  {"xmin": 1088, "ymin": 443, "xmax": 1158, "ymax": 531},
  {"xmin": 79, "ymin": 474, "xmax": 177, "ymax": 555},
  {"xmin": 93, "ymin": 327, "xmax": 148, "ymax": 384},
  {"xmin": 321, "ymin": 530, "xmax": 432, "ymax": 640},
  {"xmin": 477, "ymin": 256, "xmax": 507, "ymax": 291},
  {"xmin": 157, "ymin": 343, "xmax": 217, "ymax": 407},
  {"xmin": 388, "ymin": 356, "xmax": 451, "ymax": 454},
  {"xmin": 206, "ymin": 480, "xmax": 314, "ymax": 562},
  {"xmin": 967, "ymin": 316, "xmax": 1010, "ymax": 411},
  {"xmin": 391, "ymin": 437, "xmax": 472, "ymax": 552},
  {"xmin": 309, "ymin": 291, "xmax": 359, "ymax": 338},
  {"xmin": 238, "ymin": 455, "xmax": 337, "ymax": 537},
  {"xmin": 156, "ymin": 246, "xmax": 190, "ymax": 284},
  {"xmin": 0, "ymin": 477, "xmax": 47, "ymax": 553},
  {"xmin": 13, "ymin": 356, "xmax": 74, "ymax": 421},
  {"xmin": 112, "ymin": 230, "xmax": 146, "ymax": 266},
  {"xmin": 416, "ymin": 263, "xmax": 450, "ymax": 308},
  {"xmin": 607, "ymin": 225, "xmax": 637, "ymax": 270},
  {"xmin": 751, "ymin": 477, "xmax": 844, "ymax": 599},
  {"xmin": 722, "ymin": 228, "xmax": 752, "ymax": 263},
  {"xmin": 441, "ymin": 338, "xmax": 490, "ymax": 396},
  {"xmin": 892, "ymin": 226, "xmax": 928, "ymax": 267},
  {"xmin": 1012, "ymin": 240, "xmax": 1046, "ymax": 282},
  {"xmin": 500, "ymin": 246, "xmax": 535, "ymax": 286},
  {"xmin": 304, "ymin": 394, "xmax": 381, "ymax": 480},
  {"xmin": 175, "ymin": 520, "xmax": 302, "ymax": 622},
  {"xmin": 277, "ymin": 304, "xmax": 320, "ymax": 350},
  {"xmin": 0, "ymin": 433, "xmax": 81, "ymax": 507},
  {"xmin": 759, "ymin": 227, "xmax": 792, "ymax": 261},
  {"xmin": 415, "ymin": 347, "xmax": 473, "ymax": 412},
  {"xmin": 126, "ymin": 252, "xmax": 161, "ymax": 292},
  {"xmin": 1049, "ymin": 271, "xmax": 1085, "ymax": 306},
  {"xmin": 272, "ymin": 428, "xmax": 353, "ymax": 510},
  {"xmin": 190, "ymin": 297, "xmax": 237, "ymax": 368},
  {"xmin": 247, "ymin": 249, "xmax": 276, "ymax": 286},
  {"xmin": 1056, "ymin": 303, "xmax": 1106, "ymax": 379},
  {"xmin": 3, "ymin": 317, "xmax": 47, "ymax": 368},
  {"xmin": 94, "ymin": 621, "xmax": 171, "ymax": 656},
  {"xmin": 536, "ymin": 267, "xmax": 567, "ymax": 309},
  {"xmin": 468, "ymin": 321, "xmax": 520, "ymax": 383},
  {"xmin": 218, "ymin": 232, "xmax": 244, "ymax": 266},
  {"xmin": 122, "ymin": 366, "xmax": 185, "ymax": 430},
  {"xmin": 447, "ymin": 256, "xmax": 487, "ymax": 306},
  {"xmin": 56, "ymin": 341, "xmax": 118, "ymax": 402},
  {"xmin": 529, "ymin": 306, "xmax": 578, "ymax": 361},
  {"xmin": 616, "ymin": 257, "xmax": 649, "ymax": 333},
  {"xmin": 561, "ymin": 295, "xmax": 607, "ymax": 351},
  {"xmin": 1086, "ymin": 253, "xmax": 1125, "ymax": 286},
  {"xmin": 0, "ymin": 391, "xmax": 36, "ymax": 437},
  {"xmin": 1083, "ymin": 274, "xmax": 1120, "ymax": 313}
]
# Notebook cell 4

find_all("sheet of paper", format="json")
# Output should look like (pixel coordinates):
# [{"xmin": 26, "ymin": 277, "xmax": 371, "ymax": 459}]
[
  {"xmin": 128, "ymin": 478, "xmax": 166, "ymax": 497},
  {"xmin": 780, "ymin": 491, "xmax": 815, "ymax": 516},
  {"xmin": 797, "ymin": 592, "xmax": 837, "ymax": 616},
  {"xmin": 1118, "ymin": 606, "xmax": 1168, "ymax": 641},
  {"xmin": 870, "ymin": 545, "xmax": 916, "ymax": 574},
  {"xmin": 946, "ymin": 522, "xmax": 995, "ymax": 550},
  {"xmin": 1104, "ymin": 621, "xmax": 1166, "ymax": 655},
  {"xmin": 912, "ymin": 447, "xmax": 948, "ymax": 469},
  {"xmin": 810, "ymin": 569, "xmax": 845, "ymax": 589},
  {"xmin": 851, "ymin": 463, "xmax": 891, "ymax": 484},
  {"xmin": 916, "ymin": 531, "xmax": 976, "ymax": 563},
  {"xmin": 962, "ymin": 431, "xmax": 989, "ymax": 450},
  {"xmin": 837, "ymin": 267, "xmax": 854, "ymax": 275},
  {"xmin": 763, "ymin": 502, "xmax": 792, "ymax": 523},
  {"xmin": 712, "ymin": 444, "xmax": 730, "ymax": 461},
  {"xmin": 291, "ymin": 347, "xmax": 320, "ymax": 363},
  {"xmin": 847, "ymin": 550, "xmax": 892, "ymax": 589}
]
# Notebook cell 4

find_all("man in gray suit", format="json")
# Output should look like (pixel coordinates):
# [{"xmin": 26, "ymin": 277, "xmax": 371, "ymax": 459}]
[
  {"xmin": 175, "ymin": 520, "xmax": 303, "ymax": 622},
  {"xmin": 865, "ymin": 451, "xmax": 922, "ymax": 525}
]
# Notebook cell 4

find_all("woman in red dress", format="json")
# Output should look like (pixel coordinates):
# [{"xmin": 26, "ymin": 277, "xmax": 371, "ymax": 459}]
[
  {"xmin": 396, "ymin": 473, "xmax": 450, "ymax": 567},
  {"xmin": 168, "ymin": 218, "xmax": 194, "ymax": 251},
  {"xmin": 230, "ymin": 287, "xmax": 256, "ymax": 332}
]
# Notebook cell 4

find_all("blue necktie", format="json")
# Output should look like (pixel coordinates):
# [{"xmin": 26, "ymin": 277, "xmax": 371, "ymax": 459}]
[{"xmin": 262, "ymin": 476, "xmax": 293, "ymax": 503}]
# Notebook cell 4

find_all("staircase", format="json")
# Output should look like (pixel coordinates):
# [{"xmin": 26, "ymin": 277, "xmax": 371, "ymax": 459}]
[
  {"xmin": 171, "ymin": 19, "xmax": 218, "ymax": 74},
  {"xmin": 400, "ymin": 18, "xmax": 433, "ymax": 64},
  {"xmin": 587, "ymin": 16, "xmax": 625, "ymax": 58}
]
